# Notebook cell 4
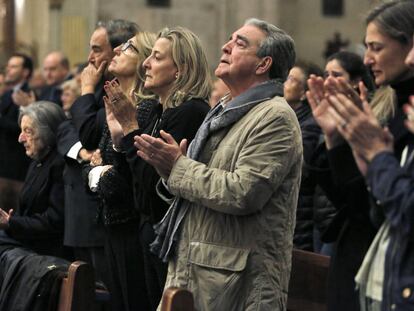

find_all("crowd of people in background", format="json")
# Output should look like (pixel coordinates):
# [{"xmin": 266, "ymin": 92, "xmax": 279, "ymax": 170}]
[{"xmin": 0, "ymin": 0, "xmax": 413, "ymax": 310}]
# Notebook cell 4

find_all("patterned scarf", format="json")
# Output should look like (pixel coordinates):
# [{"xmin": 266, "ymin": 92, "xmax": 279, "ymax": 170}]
[{"xmin": 150, "ymin": 80, "xmax": 284, "ymax": 262}]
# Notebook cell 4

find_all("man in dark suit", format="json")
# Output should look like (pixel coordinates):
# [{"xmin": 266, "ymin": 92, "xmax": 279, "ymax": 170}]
[
  {"xmin": 38, "ymin": 51, "xmax": 72, "ymax": 106},
  {"xmin": 58, "ymin": 20, "xmax": 139, "ymax": 290},
  {"xmin": 0, "ymin": 53, "xmax": 33, "ymax": 212},
  {"xmin": 12, "ymin": 51, "xmax": 72, "ymax": 108},
  {"xmin": 57, "ymin": 119, "xmax": 109, "ymax": 286},
  {"xmin": 71, "ymin": 19, "xmax": 140, "ymax": 149},
  {"xmin": 0, "ymin": 72, "xmax": 8, "ymax": 97}
]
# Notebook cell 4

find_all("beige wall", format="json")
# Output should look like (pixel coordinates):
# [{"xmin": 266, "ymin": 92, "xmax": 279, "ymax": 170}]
[
  {"xmin": 7, "ymin": 0, "xmax": 382, "ymax": 70},
  {"xmin": 15, "ymin": 0, "xmax": 49, "ymax": 67},
  {"xmin": 98, "ymin": 0, "xmax": 287, "ymax": 71},
  {"xmin": 11, "ymin": 0, "xmax": 97, "ymax": 69},
  {"xmin": 284, "ymin": 0, "xmax": 373, "ymax": 67},
  {"xmin": 97, "ymin": 0, "xmax": 379, "ymax": 69}
]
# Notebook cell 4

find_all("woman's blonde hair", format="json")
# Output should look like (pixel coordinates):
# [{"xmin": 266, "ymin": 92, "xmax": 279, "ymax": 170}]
[
  {"xmin": 157, "ymin": 26, "xmax": 212, "ymax": 108},
  {"xmin": 131, "ymin": 31, "xmax": 157, "ymax": 104},
  {"xmin": 370, "ymin": 85, "xmax": 397, "ymax": 125},
  {"xmin": 61, "ymin": 79, "xmax": 81, "ymax": 98}
]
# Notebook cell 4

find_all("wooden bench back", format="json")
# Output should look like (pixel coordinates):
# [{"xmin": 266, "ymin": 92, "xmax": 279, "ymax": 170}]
[
  {"xmin": 58, "ymin": 261, "xmax": 95, "ymax": 311},
  {"xmin": 287, "ymin": 248, "xmax": 330, "ymax": 311},
  {"xmin": 161, "ymin": 287, "xmax": 194, "ymax": 311}
]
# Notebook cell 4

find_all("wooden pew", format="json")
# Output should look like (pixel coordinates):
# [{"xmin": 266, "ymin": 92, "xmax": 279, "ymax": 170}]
[
  {"xmin": 157, "ymin": 249, "xmax": 330, "ymax": 311},
  {"xmin": 287, "ymin": 248, "xmax": 330, "ymax": 311},
  {"xmin": 161, "ymin": 287, "xmax": 194, "ymax": 311},
  {"xmin": 58, "ymin": 261, "xmax": 95, "ymax": 311}
]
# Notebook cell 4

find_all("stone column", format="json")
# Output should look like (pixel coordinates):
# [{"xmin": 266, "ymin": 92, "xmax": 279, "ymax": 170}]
[
  {"xmin": 3, "ymin": 0, "xmax": 15, "ymax": 57},
  {"xmin": 49, "ymin": 0, "xmax": 64, "ymax": 50}
]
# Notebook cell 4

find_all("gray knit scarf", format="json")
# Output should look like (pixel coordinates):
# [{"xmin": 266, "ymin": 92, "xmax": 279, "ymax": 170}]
[{"xmin": 150, "ymin": 79, "xmax": 284, "ymax": 262}]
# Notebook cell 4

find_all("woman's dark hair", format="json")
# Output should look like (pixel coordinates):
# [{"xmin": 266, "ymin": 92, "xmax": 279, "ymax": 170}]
[
  {"xmin": 294, "ymin": 60, "xmax": 323, "ymax": 91},
  {"xmin": 366, "ymin": 0, "xmax": 414, "ymax": 46},
  {"xmin": 327, "ymin": 51, "xmax": 376, "ymax": 92}
]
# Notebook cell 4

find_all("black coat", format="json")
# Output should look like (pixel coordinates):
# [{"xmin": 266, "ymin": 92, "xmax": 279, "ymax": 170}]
[
  {"xmin": 293, "ymin": 104, "xmax": 322, "ymax": 251},
  {"xmin": 122, "ymin": 98, "xmax": 210, "ymax": 226},
  {"xmin": 0, "ymin": 247, "xmax": 69, "ymax": 311},
  {"xmin": 38, "ymin": 75, "xmax": 74, "ymax": 106},
  {"xmin": 309, "ymin": 141, "xmax": 378, "ymax": 311},
  {"xmin": 300, "ymin": 118, "xmax": 337, "ymax": 248},
  {"xmin": 70, "ymin": 78, "xmax": 107, "ymax": 150},
  {"xmin": 5, "ymin": 149, "xmax": 65, "ymax": 257},
  {"xmin": 38, "ymin": 85, "xmax": 63, "ymax": 106},
  {"xmin": 0, "ymin": 83, "xmax": 31, "ymax": 181},
  {"xmin": 57, "ymin": 119, "xmax": 104, "ymax": 247}
]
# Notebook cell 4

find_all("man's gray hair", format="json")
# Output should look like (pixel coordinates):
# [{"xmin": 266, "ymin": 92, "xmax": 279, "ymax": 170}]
[
  {"xmin": 97, "ymin": 19, "xmax": 140, "ymax": 49},
  {"xmin": 245, "ymin": 18, "xmax": 296, "ymax": 81},
  {"xmin": 19, "ymin": 101, "xmax": 66, "ymax": 148}
]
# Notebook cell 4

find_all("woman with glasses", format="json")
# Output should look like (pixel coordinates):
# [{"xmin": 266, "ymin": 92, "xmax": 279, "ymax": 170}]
[
  {"xmin": 283, "ymin": 61, "xmax": 330, "ymax": 252},
  {"xmin": 86, "ymin": 31, "xmax": 156, "ymax": 311},
  {"xmin": 104, "ymin": 26, "xmax": 211, "ymax": 310}
]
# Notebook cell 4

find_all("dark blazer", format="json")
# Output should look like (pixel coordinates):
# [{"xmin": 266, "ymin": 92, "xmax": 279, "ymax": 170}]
[
  {"xmin": 366, "ymin": 151, "xmax": 414, "ymax": 311},
  {"xmin": 70, "ymin": 78, "xmax": 107, "ymax": 150},
  {"xmin": 5, "ymin": 149, "xmax": 65, "ymax": 257},
  {"xmin": 293, "ymin": 104, "xmax": 322, "ymax": 251},
  {"xmin": 57, "ymin": 119, "xmax": 104, "ymax": 247},
  {"xmin": 364, "ymin": 78, "xmax": 414, "ymax": 311},
  {"xmin": 38, "ymin": 74, "xmax": 74, "ymax": 106},
  {"xmin": 38, "ymin": 85, "xmax": 63, "ymax": 106},
  {"xmin": 0, "ymin": 83, "xmax": 31, "ymax": 181}
]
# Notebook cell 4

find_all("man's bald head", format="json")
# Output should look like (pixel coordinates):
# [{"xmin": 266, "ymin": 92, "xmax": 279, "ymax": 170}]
[{"xmin": 43, "ymin": 51, "xmax": 70, "ymax": 86}]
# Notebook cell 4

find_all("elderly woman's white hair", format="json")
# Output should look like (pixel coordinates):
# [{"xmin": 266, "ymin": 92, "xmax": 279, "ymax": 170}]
[
  {"xmin": 19, "ymin": 101, "xmax": 66, "ymax": 148},
  {"xmin": 61, "ymin": 79, "xmax": 81, "ymax": 97}
]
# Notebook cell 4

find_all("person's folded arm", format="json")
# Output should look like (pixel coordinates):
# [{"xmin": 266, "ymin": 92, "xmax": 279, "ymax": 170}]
[
  {"xmin": 71, "ymin": 94, "xmax": 105, "ymax": 150},
  {"xmin": 367, "ymin": 151, "xmax": 414, "ymax": 234}
]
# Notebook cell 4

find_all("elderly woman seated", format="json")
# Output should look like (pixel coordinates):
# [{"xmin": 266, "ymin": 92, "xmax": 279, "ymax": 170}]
[{"xmin": 0, "ymin": 101, "xmax": 66, "ymax": 258}]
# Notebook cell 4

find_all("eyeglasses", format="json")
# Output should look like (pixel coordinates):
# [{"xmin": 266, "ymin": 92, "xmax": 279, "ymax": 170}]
[{"xmin": 120, "ymin": 41, "xmax": 139, "ymax": 55}]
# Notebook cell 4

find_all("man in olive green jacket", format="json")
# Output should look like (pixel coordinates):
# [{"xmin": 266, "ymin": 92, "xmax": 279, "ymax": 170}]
[{"xmin": 136, "ymin": 18, "xmax": 302, "ymax": 311}]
